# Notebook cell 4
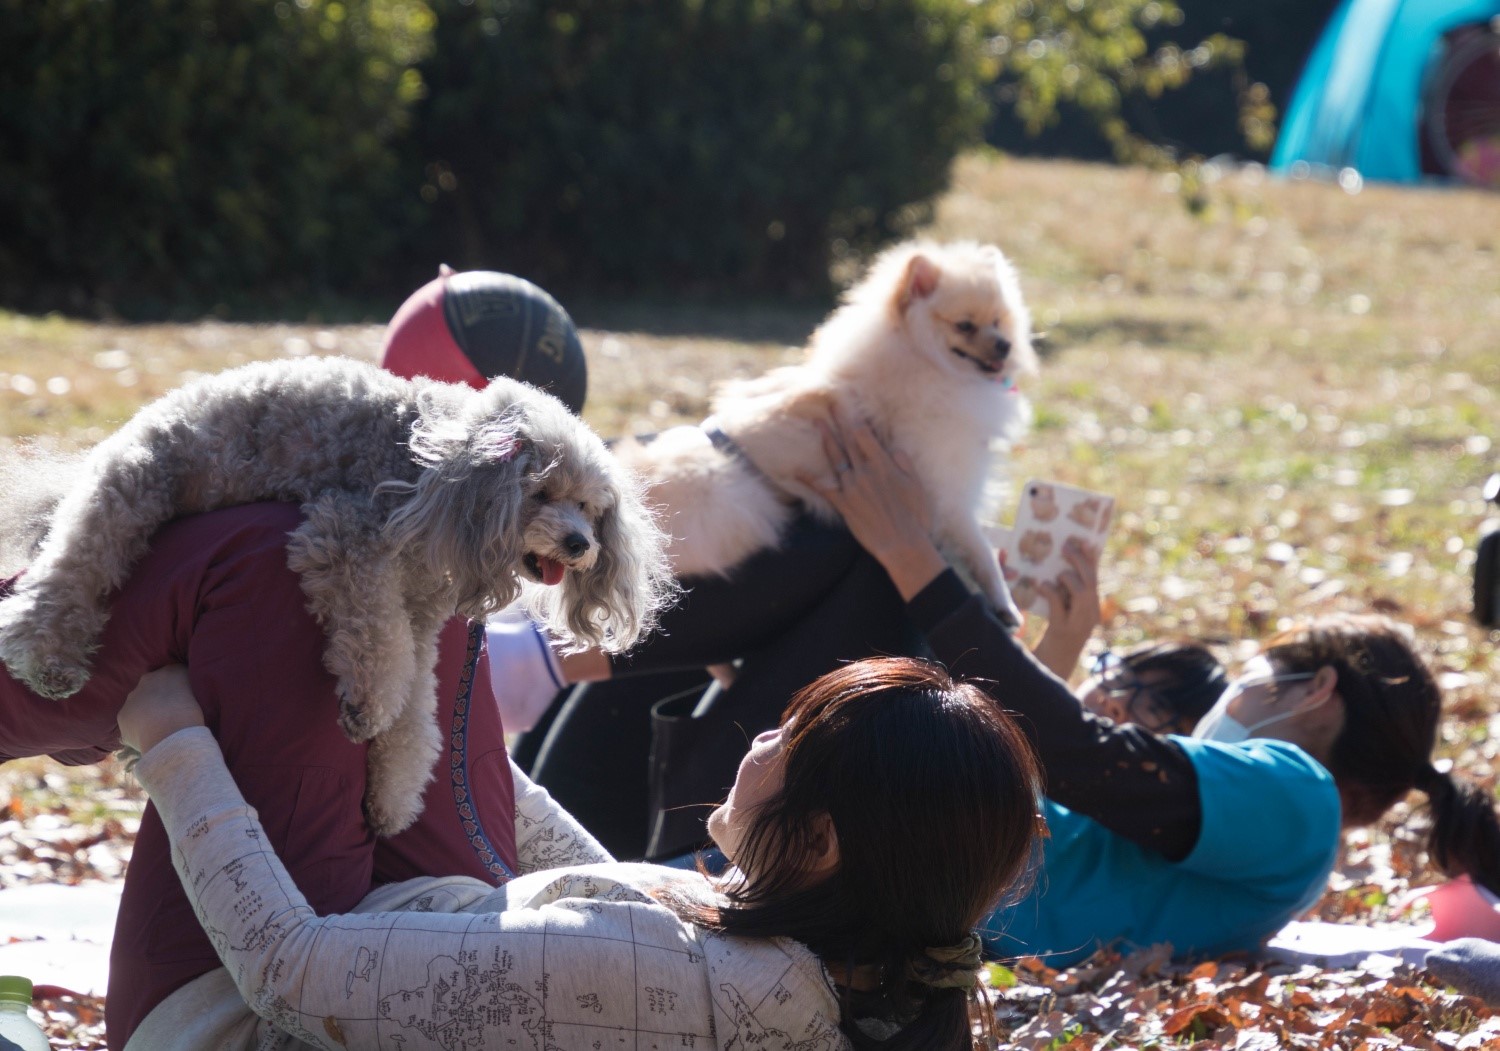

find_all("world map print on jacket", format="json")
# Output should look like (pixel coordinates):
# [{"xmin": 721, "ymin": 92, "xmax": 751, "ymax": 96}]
[{"xmin": 144, "ymin": 729, "xmax": 851, "ymax": 1050}]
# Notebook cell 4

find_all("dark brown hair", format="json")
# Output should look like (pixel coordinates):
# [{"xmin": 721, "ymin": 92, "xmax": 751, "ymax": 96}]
[
  {"xmin": 1121, "ymin": 639, "xmax": 1227, "ymax": 731},
  {"xmin": 684, "ymin": 656, "xmax": 1045, "ymax": 1050},
  {"xmin": 1265, "ymin": 613, "xmax": 1500, "ymax": 895}
]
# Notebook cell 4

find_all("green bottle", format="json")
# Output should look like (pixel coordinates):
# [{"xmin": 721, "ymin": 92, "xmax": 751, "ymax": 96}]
[{"xmin": 0, "ymin": 976, "xmax": 48, "ymax": 1051}]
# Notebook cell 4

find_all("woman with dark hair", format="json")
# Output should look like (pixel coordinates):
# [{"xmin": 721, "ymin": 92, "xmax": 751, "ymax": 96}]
[
  {"xmin": 116, "ymin": 655, "xmax": 1043, "ymax": 1050},
  {"xmin": 1077, "ymin": 641, "xmax": 1226, "ymax": 735},
  {"xmin": 805, "ymin": 411, "xmax": 1500, "ymax": 967}
]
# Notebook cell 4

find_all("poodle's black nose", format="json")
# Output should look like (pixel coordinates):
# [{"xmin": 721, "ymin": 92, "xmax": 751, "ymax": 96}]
[
  {"xmin": 563, "ymin": 532, "xmax": 591, "ymax": 558},
  {"xmin": 994, "ymin": 335, "xmax": 1012, "ymax": 358}
]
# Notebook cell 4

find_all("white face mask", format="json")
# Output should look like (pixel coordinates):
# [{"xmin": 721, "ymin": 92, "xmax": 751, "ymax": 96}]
[{"xmin": 1191, "ymin": 659, "xmax": 1317, "ymax": 743}]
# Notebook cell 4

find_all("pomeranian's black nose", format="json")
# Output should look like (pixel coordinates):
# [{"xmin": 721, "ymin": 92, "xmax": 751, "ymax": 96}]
[
  {"xmin": 563, "ymin": 532, "xmax": 591, "ymax": 558},
  {"xmin": 994, "ymin": 335, "xmax": 1012, "ymax": 358}
]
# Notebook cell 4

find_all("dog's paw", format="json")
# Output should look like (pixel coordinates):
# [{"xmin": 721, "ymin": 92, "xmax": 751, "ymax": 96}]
[
  {"xmin": 30, "ymin": 656, "xmax": 91, "ymax": 699},
  {"xmin": 978, "ymin": 576, "xmax": 1024, "ymax": 631},
  {"xmin": 337, "ymin": 690, "xmax": 385, "ymax": 743},
  {"xmin": 1, "ymin": 648, "xmax": 91, "ymax": 700},
  {"xmin": 0, "ymin": 598, "xmax": 95, "ymax": 699}
]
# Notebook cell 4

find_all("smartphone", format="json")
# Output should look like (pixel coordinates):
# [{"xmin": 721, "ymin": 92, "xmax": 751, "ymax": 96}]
[{"xmin": 986, "ymin": 480, "xmax": 1115, "ymax": 617}]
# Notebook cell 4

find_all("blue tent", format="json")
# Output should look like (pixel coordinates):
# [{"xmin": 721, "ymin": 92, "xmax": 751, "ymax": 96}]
[{"xmin": 1271, "ymin": 0, "xmax": 1500, "ymax": 181}]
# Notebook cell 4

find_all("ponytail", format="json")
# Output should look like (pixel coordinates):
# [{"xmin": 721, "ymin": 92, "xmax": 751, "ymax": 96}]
[
  {"xmin": 836, "ymin": 954, "xmax": 993, "ymax": 1051},
  {"xmin": 848, "ymin": 986, "xmax": 970, "ymax": 1050},
  {"xmin": 1265, "ymin": 615, "xmax": 1500, "ymax": 899},
  {"xmin": 1417, "ymin": 765, "xmax": 1500, "ymax": 897}
]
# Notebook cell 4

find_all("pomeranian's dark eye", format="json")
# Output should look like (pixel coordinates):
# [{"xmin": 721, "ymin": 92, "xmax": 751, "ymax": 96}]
[
  {"xmin": 578, "ymin": 501, "xmax": 588, "ymax": 512},
  {"xmin": 533, "ymin": 490, "xmax": 548, "ymax": 503},
  {"xmin": 955, "ymin": 320, "xmax": 977, "ymax": 335}
]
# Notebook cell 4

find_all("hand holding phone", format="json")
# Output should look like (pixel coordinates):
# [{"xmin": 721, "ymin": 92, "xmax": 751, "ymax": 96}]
[{"xmin": 987, "ymin": 480, "xmax": 1116, "ymax": 618}]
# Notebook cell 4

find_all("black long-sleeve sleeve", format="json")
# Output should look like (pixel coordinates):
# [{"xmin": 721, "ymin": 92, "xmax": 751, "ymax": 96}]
[
  {"xmin": 609, "ymin": 517, "xmax": 863, "ymax": 675},
  {"xmin": 909, "ymin": 569, "xmax": 1203, "ymax": 862}
]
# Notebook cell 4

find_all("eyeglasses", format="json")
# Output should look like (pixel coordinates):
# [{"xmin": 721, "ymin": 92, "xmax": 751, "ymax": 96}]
[
  {"xmin": 1089, "ymin": 650, "xmax": 1136, "ymax": 694},
  {"xmin": 1087, "ymin": 651, "xmax": 1179, "ymax": 732}
]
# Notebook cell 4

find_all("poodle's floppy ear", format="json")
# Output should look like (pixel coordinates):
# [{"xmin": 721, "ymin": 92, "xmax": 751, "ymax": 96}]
[
  {"xmin": 541, "ymin": 462, "xmax": 675, "ymax": 654},
  {"xmin": 380, "ymin": 407, "xmax": 533, "ymax": 617},
  {"xmin": 892, "ymin": 251, "xmax": 941, "ymax": 317}
]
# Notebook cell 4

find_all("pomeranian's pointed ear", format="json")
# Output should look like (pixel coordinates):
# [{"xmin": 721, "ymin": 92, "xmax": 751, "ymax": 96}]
[{"xmin": 894, "ymin": 252, "xmax": 941, "ymax": 315}]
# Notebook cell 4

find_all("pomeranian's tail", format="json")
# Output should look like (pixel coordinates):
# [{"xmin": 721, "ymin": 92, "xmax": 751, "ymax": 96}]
[{"xmin": 0, "ymin": 441, "xmax": 86, "ymax": 575}]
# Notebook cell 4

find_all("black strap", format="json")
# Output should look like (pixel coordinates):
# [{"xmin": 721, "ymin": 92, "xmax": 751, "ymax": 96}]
[{"xmin": 701, "ymin": 416, "xmax": 774, "ymax": 488}]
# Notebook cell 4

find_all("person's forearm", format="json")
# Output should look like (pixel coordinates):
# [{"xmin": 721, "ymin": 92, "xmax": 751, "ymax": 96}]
[
  {"xmin": 866, "ymin": 535, "xmax": 949, "ymax": 602},
  {"xmin": 1030, "ymin": 623, "xmax": 1092, "ymax": 682},
  {"xmin": 905, "ymin": 572, "xmax": 1203, "ymax": 860},
  {"xmin": 511, "ymin": 759, "xmax": 614, "ymax": 872},
  {"xmin": 133, "ymin": 728, "xmax": 411, "ymax": 1049},
  {"xmin": 134, "ymin": 730, "xmax": 708, "ymax": 1049}
]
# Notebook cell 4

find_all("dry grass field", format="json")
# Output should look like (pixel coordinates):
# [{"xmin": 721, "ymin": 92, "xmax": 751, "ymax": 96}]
[
  {"xmin": 6, "ymin": 154, "xmax": 1497, "ymax": 679},
  {"xmin": 2, "ymin": 153, "xmax": 1500, "ymax": 1044}
]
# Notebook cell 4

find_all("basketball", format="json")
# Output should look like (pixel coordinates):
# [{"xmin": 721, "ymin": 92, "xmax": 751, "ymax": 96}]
[{"xmin": 381, "ymin": 268, "xmax": 588, "ymax": 414}]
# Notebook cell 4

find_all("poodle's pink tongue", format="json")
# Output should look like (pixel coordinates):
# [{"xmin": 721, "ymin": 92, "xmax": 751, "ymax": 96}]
[{"xmin": 539, "ymin": 557, "xmax": 566, "ymax": 586}]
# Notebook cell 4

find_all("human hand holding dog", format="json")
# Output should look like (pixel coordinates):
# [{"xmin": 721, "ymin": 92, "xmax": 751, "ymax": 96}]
[
  {"xmin": 119, "ymin": 665, "xmax": 205, "ymax": 758},
  {"xmin": 803, "ymin": 411, "xmax": 948, "ymax": 601}
]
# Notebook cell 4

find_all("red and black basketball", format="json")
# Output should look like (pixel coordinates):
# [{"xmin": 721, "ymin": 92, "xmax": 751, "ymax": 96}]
[{"xmin": 381, "ymin": 268, "xmax": 587, "ymax": 414}]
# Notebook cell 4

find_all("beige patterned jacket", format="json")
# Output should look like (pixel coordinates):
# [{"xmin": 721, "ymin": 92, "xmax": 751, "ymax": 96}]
[{"xmin": 127, "ymin": 728, "xmax": 849, "ymax": 1051}]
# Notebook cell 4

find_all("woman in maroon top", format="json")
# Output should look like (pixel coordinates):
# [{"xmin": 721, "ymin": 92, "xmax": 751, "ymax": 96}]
[{"xmin": 0, "ymin": 268, "xmax": 583, "ymax": 1048}]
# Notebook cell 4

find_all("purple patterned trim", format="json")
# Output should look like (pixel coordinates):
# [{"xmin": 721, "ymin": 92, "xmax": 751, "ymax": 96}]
[{"xmin": 450, "ymin": 620, "xmax": 516, "ymax": 882}]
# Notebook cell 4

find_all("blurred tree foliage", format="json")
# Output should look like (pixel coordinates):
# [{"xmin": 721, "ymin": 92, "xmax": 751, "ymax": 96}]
[
  {"xmin": 0, "ymin": 0, "xmax": 1282, "ymax": 313},
  {"xmin": 981, "ymin": 0, "xmax": 1278, "ymax": 164},
  {"xmin": 405, "ymin": 0, "xmax": 996, "ymax": 297},
  {"xmin": 0, "ymin": 0, "xmax": 433, "ymax": 314},
  {"xmin": 986, "ymin": 0, "xmax": 1340, "ymax": 163}
]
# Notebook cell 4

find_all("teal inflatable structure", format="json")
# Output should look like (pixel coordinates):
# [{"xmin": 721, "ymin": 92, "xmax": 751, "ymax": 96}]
[{"xmin": 1271, "ymin": 0, "xmax": 1500, "ymax": 182}]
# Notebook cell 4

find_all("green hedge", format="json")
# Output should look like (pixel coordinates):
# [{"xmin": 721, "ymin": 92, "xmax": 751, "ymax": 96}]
[
  {"xmin": 400, "ymin": 0, "xmax": 997, "ymax": 297},
  {"xmin": 4, "ymin": 0, "xmax": 1259, "ymax": 312},
  {"xmin": 0, "ymin": 0, "xmax": 431, "ymax": 314}
]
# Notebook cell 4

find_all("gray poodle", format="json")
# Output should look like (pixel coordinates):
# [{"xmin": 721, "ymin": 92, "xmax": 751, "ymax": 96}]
[{"xmin": 0, "ymin": 356, "xmax": 673, "ymax": 833}]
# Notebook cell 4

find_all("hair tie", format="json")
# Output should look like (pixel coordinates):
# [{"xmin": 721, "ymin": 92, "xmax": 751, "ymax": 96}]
[{"xmin": 905, "ymin": 932, "xmax": 983, "ymax": 991}]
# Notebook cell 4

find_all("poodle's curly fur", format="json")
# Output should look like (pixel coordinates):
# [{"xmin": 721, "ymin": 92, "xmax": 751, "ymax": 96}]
[
  {"xmin": 0, "ymin": 440, "xmax": 79, "ymax": 576},
  {"xmin": 0, "ymin": 356, "xmax": 674, "ymax": 833}
]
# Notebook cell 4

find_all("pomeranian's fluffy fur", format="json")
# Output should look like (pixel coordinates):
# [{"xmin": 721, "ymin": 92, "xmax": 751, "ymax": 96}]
[
  {"xmin": 0, "ymin": 357, "xmax": 672, "ymax": 832},
  {"xmin": 617, "ymin": 240, "xmax": 1037, "ymax": 614}
]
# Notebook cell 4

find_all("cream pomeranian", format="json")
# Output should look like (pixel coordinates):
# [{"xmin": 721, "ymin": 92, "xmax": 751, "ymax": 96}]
[{"xmin": 615, "ymin": 239, "xmax": 1037, "ymax": 616}]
